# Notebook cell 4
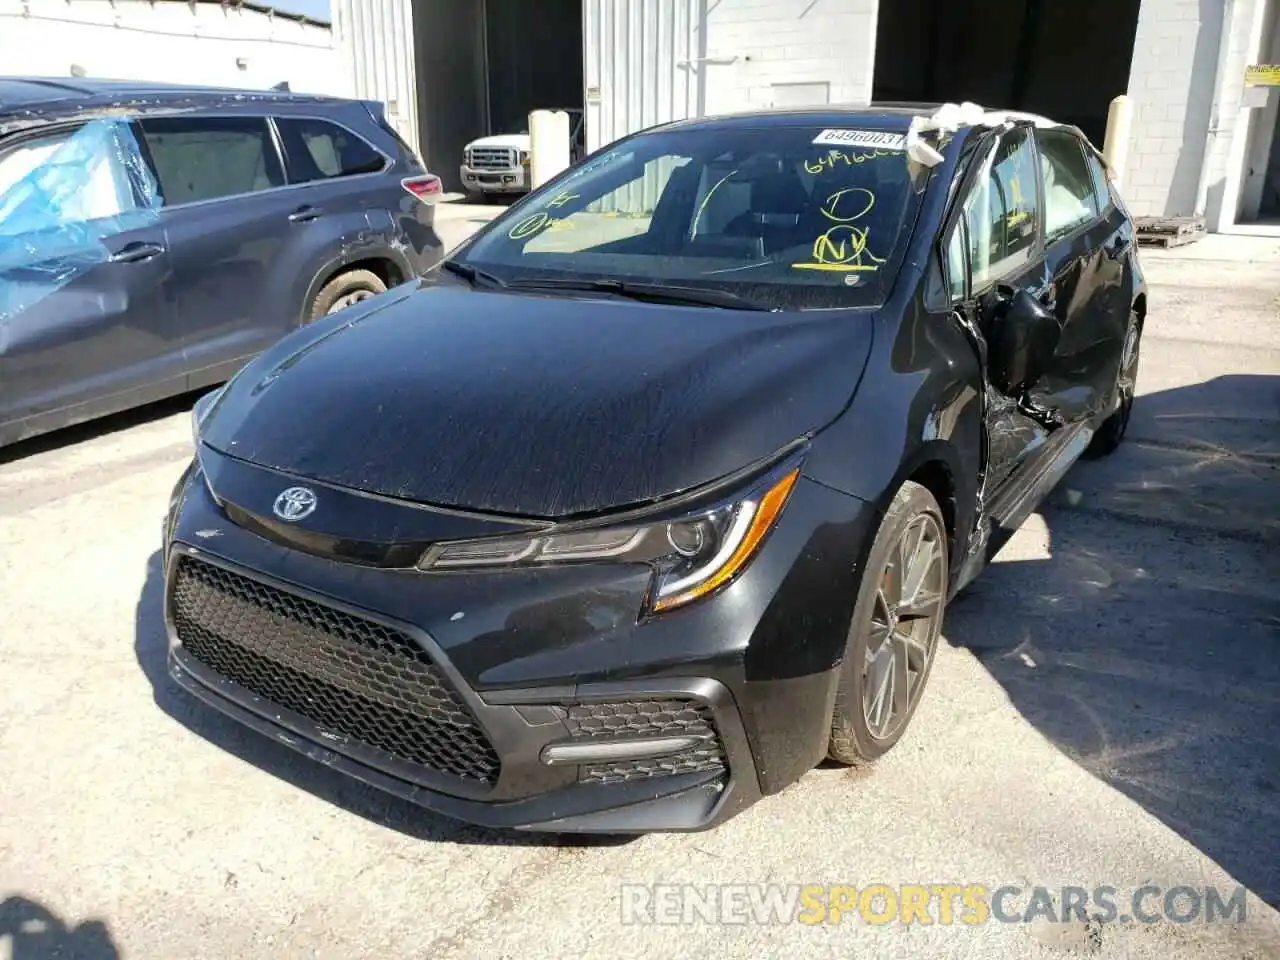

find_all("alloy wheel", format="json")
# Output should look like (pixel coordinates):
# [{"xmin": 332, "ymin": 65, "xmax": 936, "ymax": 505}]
[
  {"xmin": 862, "ymin": 513, "xmax": 946, "ymax": 740},
  {"xmin": 327, "ymin": 289, "xmax": 377, "ymax": 315}
]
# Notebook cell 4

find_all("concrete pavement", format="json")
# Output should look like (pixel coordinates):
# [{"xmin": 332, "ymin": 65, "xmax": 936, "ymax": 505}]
[{"xmin": 0, "ymin": 232, "xmax": 1276, "ymax": 960}]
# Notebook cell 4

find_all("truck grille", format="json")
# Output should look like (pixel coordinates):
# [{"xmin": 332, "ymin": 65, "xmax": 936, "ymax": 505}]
[
  {"xmin": 564, "ymin": 700, "xmax": 727, "ymax": 785},
  {"xmin": 468, "ymin": 146, "xmax": 515, "ymax": 170},
  {"xmin": 170, "ymin": 556, "xmax": 500, "ymax": 786}
]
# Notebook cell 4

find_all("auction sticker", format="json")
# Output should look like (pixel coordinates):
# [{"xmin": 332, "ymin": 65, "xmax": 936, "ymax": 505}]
[{"xmin": 812, "ymin": 129, "xmax": 907, "ymax": 150}]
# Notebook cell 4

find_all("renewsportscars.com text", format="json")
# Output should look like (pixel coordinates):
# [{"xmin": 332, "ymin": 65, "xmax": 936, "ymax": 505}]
[{"xmin": 620, "ymin": 883, "xmax": 1248, "ymax": 927}]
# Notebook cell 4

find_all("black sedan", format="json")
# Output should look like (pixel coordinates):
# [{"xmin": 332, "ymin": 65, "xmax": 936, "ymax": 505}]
[{"xmin": 164, "ymin": 104, "xmax": 1146, "ymax": 833}]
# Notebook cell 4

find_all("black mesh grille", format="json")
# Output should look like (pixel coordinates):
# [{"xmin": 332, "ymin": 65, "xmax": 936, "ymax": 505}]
[
  {"xmin": 564, "ymin": 700, "xmax": 727, "ymax": 785},
  {"xmin": 171, "ymin": 557, "xmax": 500, "ymax": 786}
]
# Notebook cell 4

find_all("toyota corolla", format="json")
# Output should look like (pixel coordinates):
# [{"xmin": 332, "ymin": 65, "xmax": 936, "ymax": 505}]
[{"xmin": 163, "ymin": 104, "xmax": 1145, "ymax": 833}]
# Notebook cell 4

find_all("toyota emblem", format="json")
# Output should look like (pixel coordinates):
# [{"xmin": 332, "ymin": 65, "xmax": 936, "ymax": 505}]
[{"xmin": 273, "ymin": 486, "xmax": 317, "ymax": 522}]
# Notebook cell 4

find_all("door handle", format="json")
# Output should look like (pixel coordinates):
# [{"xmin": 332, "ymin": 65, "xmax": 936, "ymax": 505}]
[
  {"xmin": 288, "ymin": 206, "xmax": 323, "ymax": 223},
  {"xmin": 108, "ymin": 242, "xmax": 165, "ymax": 264}
]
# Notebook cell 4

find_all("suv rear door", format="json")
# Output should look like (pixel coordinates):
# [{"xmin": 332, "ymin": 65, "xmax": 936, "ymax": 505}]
[
  {"xmin": 270, "ymin": 110, "xmax": 416, "ymax": 309},
  {"xmin": 0, "ymin": 118, "xmax": 178, "ymax": 432}
]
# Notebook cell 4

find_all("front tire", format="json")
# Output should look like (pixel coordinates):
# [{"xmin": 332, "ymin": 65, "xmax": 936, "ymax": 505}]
[
  {"xmin": 1086, "ymin": 310, "xmax": 1142, "ymax": 458},
  {"xmin": 828, "ymin": 481, "xmax": 949, "ymax": 765}
]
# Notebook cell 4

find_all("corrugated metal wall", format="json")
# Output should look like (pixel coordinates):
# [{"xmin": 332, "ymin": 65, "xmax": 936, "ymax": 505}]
[
  {"xmin": 332, "ymin": 0, "xmax": 419, "ymax": 155},
  {"xmin": 582, "ymin": 0, "xmax": 702, "ymax": 154},
  {"xmin": 334, "ymin": 0, "xmax": 703, "ymax": 186},
  {"xmin": 582, "ymin": 0, "xmax": 702, "ymax": 213}
]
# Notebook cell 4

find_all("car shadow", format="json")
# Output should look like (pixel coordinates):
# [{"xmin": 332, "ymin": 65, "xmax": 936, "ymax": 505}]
[
  {"xmin": 0, "ymin": 389, "xmax": 207, "ymax": 465},
  {"xmin": 945, "ymin": 373, "xmax": 1280, "ymax": 907},
  {"xmin": 132, "ymin": 548, "xmax": 632, "ymax": 849},
  {"xmin": 0, "ymin": 895, "xmax": 119, "ymax": 960}
]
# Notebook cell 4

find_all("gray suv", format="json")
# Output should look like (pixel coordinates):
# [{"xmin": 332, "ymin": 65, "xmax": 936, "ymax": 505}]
[{"xmin": 0, "ymin": 77, "xmax": 444, "ymax": 448}]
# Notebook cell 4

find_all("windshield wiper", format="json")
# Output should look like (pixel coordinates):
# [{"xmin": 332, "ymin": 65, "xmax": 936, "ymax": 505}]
[
  {"xmin": 439, "ymin": 259, "xmax": 507, "ymax": 288},
  {"xmin": 505, "ymin": 277, "xmax": 773, "ymax": 311}
]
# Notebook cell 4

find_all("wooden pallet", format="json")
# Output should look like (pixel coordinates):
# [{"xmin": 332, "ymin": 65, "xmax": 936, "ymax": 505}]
[{"xmin": 1135, "ymin": 215, "xmax": 1206, "ymax": 249}]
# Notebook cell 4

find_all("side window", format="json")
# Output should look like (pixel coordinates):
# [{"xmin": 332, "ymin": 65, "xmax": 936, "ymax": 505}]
[
  {"xmin": 139, "ymin": 116, "xmax": 284, "ymax": 206},
  {"xmin": 0, "ymin": 122, "xmax": 147, "ymax": 237},
  {"xmin": 1085, "ymin": 149, "xmax": 1114, "ymax": 215},
  {"xmin": 274, "ymin": 117, "xmax": 387, "ymax": 184},
  {"xmin": 944, "ymin": 220, "xmax": 967, "ymax": 300},
  {"xmin": 961, "ymin": 127, "xmax": 1040, "ymax": 292},
  {"xmin": 1036, "ymin": 130, "xmax": 1099, "ymax": 241}
]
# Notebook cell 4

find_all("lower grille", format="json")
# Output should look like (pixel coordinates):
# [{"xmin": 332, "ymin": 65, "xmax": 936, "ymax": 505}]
[
  {"xmin": 171, "ymin": 557, "xmax": 500, "ymax": 786},
  {"xmin": 564, "ymin": 700, "xmax": 727, "ymax": 785}
]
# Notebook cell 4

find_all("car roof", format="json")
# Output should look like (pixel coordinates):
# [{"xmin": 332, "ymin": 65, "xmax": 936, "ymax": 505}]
[
  {"xmin": 662, "ymin": 102, "xmax": 951, "ymax": 133},
  {"xmin": 0, "ymin": 76, "xmax": 340, "ymax": 118}
]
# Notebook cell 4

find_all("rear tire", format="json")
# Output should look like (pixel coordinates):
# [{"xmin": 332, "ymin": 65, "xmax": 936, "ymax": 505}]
[
  {"xmin": 308, "ymin": 269, "xmax": 387, "ymax": 321},
  {"xmin": 828, "ymin": 481, "xmax": 949, "ymax": 765},
  {"xmin": 1085, "ymin": 310, "xmax": 1142, "ymax": 458}
]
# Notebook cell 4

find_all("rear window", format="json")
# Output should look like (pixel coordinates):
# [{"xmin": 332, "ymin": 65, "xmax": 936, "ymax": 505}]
[
  {"xmin": 459, "ymin": 124, "xmax": 930, "ymax": 309},
  {"xmin": 275, "ymin": 117, "xmax": 387, "ymax": 183}
]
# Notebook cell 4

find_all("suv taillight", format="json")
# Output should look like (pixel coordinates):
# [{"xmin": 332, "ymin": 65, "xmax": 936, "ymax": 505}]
[{"xmin": 402, "ymin": 175, "xmax": 442, "ymax": 203}]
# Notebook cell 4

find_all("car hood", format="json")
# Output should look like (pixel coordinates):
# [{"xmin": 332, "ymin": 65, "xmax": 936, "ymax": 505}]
[
  {"xmin": 467, "ymin": 134, "xmax": 529, "ymax": 150},
  {"xmin": 200, "ymin": 283, "xmax": 876, "ymax": 518}
]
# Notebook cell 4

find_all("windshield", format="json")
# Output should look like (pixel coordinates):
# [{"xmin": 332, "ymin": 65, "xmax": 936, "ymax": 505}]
[{"xmin": 458, "ymin": 123, "xmax": 930, "ymax": 310}]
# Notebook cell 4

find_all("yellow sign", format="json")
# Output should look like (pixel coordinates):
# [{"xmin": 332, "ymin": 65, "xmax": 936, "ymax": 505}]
[{"xmin": 1245, "ymin": 64, "xmax": 1280, "ymax": 86}]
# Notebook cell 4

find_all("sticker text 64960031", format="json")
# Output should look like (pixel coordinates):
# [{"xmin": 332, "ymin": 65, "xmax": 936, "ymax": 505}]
[{"xmin": 812, "ymin": 129, "xmax": 907, "ymax": 151}]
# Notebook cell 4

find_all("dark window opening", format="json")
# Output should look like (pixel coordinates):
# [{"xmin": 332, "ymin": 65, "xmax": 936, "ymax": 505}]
[
  {"xmin": 872, "ymin": 0, "xmax": 1142, "ymax": 148},
  {"xmin": 275, "ymin": 117, "xmax": 386, "ymax": 184}
]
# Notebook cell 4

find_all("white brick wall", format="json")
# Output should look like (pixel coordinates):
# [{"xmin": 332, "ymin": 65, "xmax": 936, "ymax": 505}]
[
  {"xmin": 1122, "ymin": 0, "xmax": 1273, "ymax": 225},
  {"xmin": 1123, "ymin": 0, "xmax": 1225, "ymax": 218},
  {"xmin": 700, "ymin": 0, "xmax": 878, "ymax": 117},
  {"xmin": 1203, "ymin": 0, "xmax": 1275, "ymax": 230}
]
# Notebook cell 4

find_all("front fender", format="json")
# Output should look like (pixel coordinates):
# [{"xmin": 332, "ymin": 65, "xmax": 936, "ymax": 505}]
[{"xmin": 803, "ymin": 300, "xmax": 985, "ymax": 570}]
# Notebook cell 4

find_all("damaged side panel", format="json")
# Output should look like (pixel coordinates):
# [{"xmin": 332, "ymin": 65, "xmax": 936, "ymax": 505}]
[{"xmin": 0, "ymin": 119, "xmax": 179, "ymax": 429}]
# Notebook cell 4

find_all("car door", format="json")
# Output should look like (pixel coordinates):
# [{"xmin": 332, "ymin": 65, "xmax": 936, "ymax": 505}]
[
  {"xmin": 1032, "ymin": 127, "xmax": 1128, "ymax": 424},
  {"xmin": 943, "ymin": 124, "xmax": 1052, "ymax": 493},
  {"xmin": 271, "ymin": 113, "xmax": 410, "ymax": 310},
  {"xmin": 136, "ymin": 113, "xmax": 299, "ymax": 379},
  {"xmin": 0, "ymin": 118, "xmax": 178, "ymax": 431}
]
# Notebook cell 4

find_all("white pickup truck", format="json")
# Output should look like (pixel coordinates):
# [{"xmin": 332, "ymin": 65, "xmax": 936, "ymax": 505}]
[{"xmin": 460, "ymin": 109, "xmax": 585, "ymax": 199}]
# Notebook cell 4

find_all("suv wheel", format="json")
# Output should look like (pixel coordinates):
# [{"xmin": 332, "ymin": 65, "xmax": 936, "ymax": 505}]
[
  {"xmin": 309, "ymin": 269, "xmax": 388, "ymax": 321},
  {"xmin": 828, "ymin": 481, "xmax": 949, "ymax": 765}
]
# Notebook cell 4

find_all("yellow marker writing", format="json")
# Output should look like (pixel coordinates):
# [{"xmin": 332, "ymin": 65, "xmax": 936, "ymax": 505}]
[
  {"xmin": 805, "ymin": 149, "xmax": 893, "ymax": 175},
  {"xmin": 792, "ymin": 224, "xmax": 885, "ymax": 272},
  {"xmin": 508, "ymin": 212, "xmax": 550, "ymax": 240},
  {"xmin": 547, "ymin": 190, "xmax": 580, "ymax": 209},
  {"xmin": 821, "ymin": 187, "xmax": 876, "ymax": 223}
]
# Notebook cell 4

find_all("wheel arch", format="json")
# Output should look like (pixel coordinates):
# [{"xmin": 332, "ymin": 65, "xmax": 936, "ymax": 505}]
[
  {"xmin": 885, "ymin": 441, "xmax": 968, "ymax": 575},
  {"xmin": 299, "ymin": 248, "xmax": 415, "ymax": 325}
]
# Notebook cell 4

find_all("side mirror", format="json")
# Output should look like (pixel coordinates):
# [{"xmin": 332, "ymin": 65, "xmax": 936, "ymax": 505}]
[{"xmin": 985, "ymin": 287, "xmax": 1062, "ymax": 396}]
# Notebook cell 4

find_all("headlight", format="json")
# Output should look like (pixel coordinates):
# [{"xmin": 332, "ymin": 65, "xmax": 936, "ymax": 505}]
[
  {"xmin": 190, "ymin": 385, "xmax": 225, "ymax": 449},
  {"xmin": 418, "ymin": 460, "xmax": 801, "ymax": 615},
  {"xmin": 519, "ymin": 150, "xmax": 530, "ymax": 166}
]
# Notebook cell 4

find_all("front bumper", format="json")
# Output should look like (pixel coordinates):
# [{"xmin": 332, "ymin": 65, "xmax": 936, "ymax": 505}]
[
  {"xmin": 460, "ymin": 164, "xmax": 528, "ymax": 193},
  {"xmin": 161, "ymin": 452, "xmax": 873, "ymax": 832}
]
